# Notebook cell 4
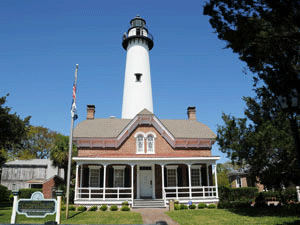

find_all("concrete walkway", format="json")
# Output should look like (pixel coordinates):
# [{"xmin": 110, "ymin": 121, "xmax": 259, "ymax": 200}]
[{"xmin": 133, "ymin": 208, "xmax": 180, "ymax": 225}]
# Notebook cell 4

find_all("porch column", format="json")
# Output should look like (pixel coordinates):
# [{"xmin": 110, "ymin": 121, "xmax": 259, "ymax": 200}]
[
  {"xmin": 213, "ymin": 164, "xmax": 219, "ymax": 198},
  {"xmin": 188, "ymin": 164, "xmax": 192, "ymax": 199},
  {"xmin": 103, "ymin": 165, "xmax": 107, "ymax": 200},
  {"xmin": 137, "ymin": 166, "xmax": 140, "ymax": 199},
  {"xmin": 161, "ymin": 165, "xmax": 165, "ymax": 200},
  {"xmin": 131, "ymin": 165, "xmax": 134, "ymax": 203},
  {"xmin": 80, "ymin": 164, "xmax": 83, "ymax": 188},
  {"xmin": 75, "ymin": 164, "xmax": 79, "ymax": 200},
  {"xmin": 206, "ymin": 163, "xmax": 210, "ymax": 186},
  {"xmin": 152, "ymin": 164, "xmax": 156, "ymax": 199}
]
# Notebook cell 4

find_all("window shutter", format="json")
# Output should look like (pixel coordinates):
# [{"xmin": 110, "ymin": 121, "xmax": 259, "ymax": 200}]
[
  {"xmin": 178, "ymin": 167, "xmax": 182, "ymax": 187},
  {"xmin": 164, "ymin": 167, "xmax": 167, "ymax": 187},
  {"xmin": 83, "ymin": 167, "xmax": 89, "ymax": 187},
  {"xmin": 108, "ymin": 167, "xmax": 114, "ymax": 187},
  {"xmin": 202, "ymin": 167, "xmax": 207, "ymax": 186},
  {"xmin": 125, "ymin": 167, "xmax": 130, "ymax": 187},
  {"xmin": 100, "ymin": 167, "xmax": 104, "ymax": 187}
]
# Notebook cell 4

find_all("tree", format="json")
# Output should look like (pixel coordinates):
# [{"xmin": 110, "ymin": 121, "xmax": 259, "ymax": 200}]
[
  {"xmin": 217, "ymin": 163, "xmax": 230, "ymax": 187},
  {"xmin": 217, "ymin": 89, "xmax": 300, "ymax": 188},
  {"xmin": 20, "ymin": 126, "xmax": 58, "ymax": 159},
  {"xmin": 203, "ymin": 0, "xmax": 300, "ymax": 100},
  {"xmin": 50, "ymin": 134, "xmax": 77, "ymax": 182},
  {"xmin": 0, "ymin": 94, "xmax": 30, "ymax": 165}
]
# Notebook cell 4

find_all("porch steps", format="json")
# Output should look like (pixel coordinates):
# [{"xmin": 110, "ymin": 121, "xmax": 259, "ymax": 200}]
[{"xmin": 133, "ymin": 199, "xmax": 166, "ymax": 208}]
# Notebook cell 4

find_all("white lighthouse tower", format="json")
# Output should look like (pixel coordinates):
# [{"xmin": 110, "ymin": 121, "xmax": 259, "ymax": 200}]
[{"xmin": 121, "ymin": 16, "xmax": 154, "ymax": 119}]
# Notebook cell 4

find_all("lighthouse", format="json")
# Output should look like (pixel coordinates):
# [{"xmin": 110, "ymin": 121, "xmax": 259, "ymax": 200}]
[{"xmin": 121, "ymin": 16, "xmax": 154, "ymax": 119}]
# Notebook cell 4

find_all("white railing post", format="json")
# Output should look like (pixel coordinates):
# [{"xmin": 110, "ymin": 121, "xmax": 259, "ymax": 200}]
[
  {"xmin": 80, "ymin": 164, "xmax": 83, "ymax": 198},
  {"xmin": 117, "ymin": 188, "xmax": 120, "ymax": 200},
  {"xmin": 188, "ymin": 164, "xmax": 192, "ymax": 199},
  {"xmin": 214, "ymin": 164, "xmax": 219, "ymax": 198},
  {"xmin": 103, "ymin": 165, "xmax": 107, "ymax": 200},
  {"xmin": 89, "ymin": 187, "xmax": 91, "ymax": 200},
  {"xmin": 75, "ymin": 164, "xmax": 79, "ymax": 200},
  {"xmin": 297, "ymin": 186, "xmax": 300, "ymax": 202},
  {"xmin": 176, "ymin": 186, "xmax": 178, "ymax": 199},
  {"xmin": 203, "ymin": 187, "xmax": 205, "ymax": 198}
]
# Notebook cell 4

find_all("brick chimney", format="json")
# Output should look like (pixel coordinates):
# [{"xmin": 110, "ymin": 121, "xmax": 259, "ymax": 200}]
[
  {"xmin": 86, "ymin": 105, "xmax": 95, "ymax": 120},
  {"xmin": 187, "ymin": 106, "xmax": 196, "ymax": 120}
]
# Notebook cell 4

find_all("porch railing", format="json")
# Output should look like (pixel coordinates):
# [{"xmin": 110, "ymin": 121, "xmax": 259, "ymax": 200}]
[
  {"xmin": 76, "ymin": 187, "xmax": 132, "ymax": 200},
  {"xmin": 164, "ymin": 186, "xmax": 217, "ymax": 200}
]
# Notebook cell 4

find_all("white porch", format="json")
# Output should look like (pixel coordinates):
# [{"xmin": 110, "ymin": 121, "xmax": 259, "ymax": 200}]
[{"xmin": 73, "ymin": 157, "xmax": 220, "ymax": 207}]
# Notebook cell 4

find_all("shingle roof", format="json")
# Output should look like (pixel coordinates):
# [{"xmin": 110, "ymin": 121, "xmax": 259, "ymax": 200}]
[
  {"xmin": 4, "ymin": 159, "xmax": 51, "ymax": 166},
  {"xmin": 160, "ymin": 119, "xmax": 216, "ymax": 139},
  {"xmin": 74, "ymin": 115, "xmax": 216, "ymax": 139}
]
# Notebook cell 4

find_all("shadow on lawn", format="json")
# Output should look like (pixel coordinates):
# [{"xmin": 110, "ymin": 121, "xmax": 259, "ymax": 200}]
[
  {"xmin": 227, "ymin": 207, "xmax": 300, "ymax": 218},
  {"xmin": 68, "ymin": 211, "xmax": 84, "ymax": 219}
]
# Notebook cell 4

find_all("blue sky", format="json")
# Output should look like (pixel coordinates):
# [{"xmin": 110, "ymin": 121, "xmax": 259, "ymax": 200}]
[{"xmin": 1, "ymin": 0, "xmax": 255, "ymax": 163}]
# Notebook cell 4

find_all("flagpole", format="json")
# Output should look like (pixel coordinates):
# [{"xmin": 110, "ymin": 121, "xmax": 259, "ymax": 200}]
[{"xmin": 66, "ymin": 64, "xmax": 78, "ymax": 219}]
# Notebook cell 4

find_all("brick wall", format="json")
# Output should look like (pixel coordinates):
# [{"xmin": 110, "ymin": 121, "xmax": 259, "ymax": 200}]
[
  {"xmin": 78, "ymin": 125, "xmax": 212, "ymax": 158},
  {"xmin": 43, "ymin": 178, "xmax": 55, "ymax": 199}
]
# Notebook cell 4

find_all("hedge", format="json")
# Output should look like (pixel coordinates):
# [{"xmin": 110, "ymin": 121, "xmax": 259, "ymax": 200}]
[
  {"xmin": 19, "ymin": 189, "xmax": 43, "ymax": 199},
  {"xmin": 0, "ymin": 185, "xmax": 10, "ymax": 202}
]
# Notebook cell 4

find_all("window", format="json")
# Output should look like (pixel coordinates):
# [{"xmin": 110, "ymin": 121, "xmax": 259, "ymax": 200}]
[
  {"xmin": 147, "ymin": 135, "xmax": 154, "ymax": 153},
  {"xmin": 136, "ymin": 135, "xmax": 144, "ymax": 153},
  {"xmin": 114, "ymin": 166, "xmax": 125, "ymax": 187},
  {"xmin": 167, "ymin": 166, "xmax": 178, "ymax": 187},
  {"xmin": 236, "ymin": 176, "xmax": 242, "ymax": 188},
  {"xmin": 89, "ymin": 166, "xmax": 100, "ymax": 187},
  {"xmin": 135, "ymin": 73, "xmax": 142, "ymax": 82},
  {"xmin": 191, "ymin": 166, "xmax": 201, "ymax": 186}
]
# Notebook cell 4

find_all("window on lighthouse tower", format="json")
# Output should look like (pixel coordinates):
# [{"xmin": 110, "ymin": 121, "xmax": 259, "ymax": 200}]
[{"xmin": 135, "ymin": 73, "xmax": 142, "ymax": 82}]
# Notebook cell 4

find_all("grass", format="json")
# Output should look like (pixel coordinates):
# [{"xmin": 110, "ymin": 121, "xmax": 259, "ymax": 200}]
[
  {"xmin": 0, "ymin": 206, "xmax": 143, "ymax": 224},
  {"xmin": 165, "ymin": 207, "xmax": 300, "ymax": 225}
]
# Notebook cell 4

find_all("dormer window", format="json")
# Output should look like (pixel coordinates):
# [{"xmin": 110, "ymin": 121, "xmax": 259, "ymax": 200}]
[
  {"xmin": 147, "ymin": 135, "xmax": 155, "ymax": 154},
  {"xmin": 135, "ymin": 73, "xmax": 142, "ymax": 82},
  {"xmin": 136, "ymin": 135, "xmax": 144, "ymax": 153}
]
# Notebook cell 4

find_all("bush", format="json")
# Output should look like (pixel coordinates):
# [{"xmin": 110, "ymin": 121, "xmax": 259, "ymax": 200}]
[
  {"xmin": 19, "ymin": 189, "xmax": 42, "ymax": 199},
  {"xmin": 174, "ymin": 200, "xmax": 179, "ymax": 205},
  {"xmin": 198, "ymin": 203, "xmax": 207, "ymax": 209},
  {"xmin": 9, "ymin": 194, "xmax": 14, "ymax": 202},
  {"xmin": 61, "ymin": 205, "xmax": 66, "ymax": 211},
  {"xmin": 110, "ymin": 205, "xmax": 118, "ymax": 211},
  {"xmin": 122, "ymin": 201, "xmax": 129, "ymax": 206},
  {"xmin": 281, "ymin": 187, "xmax": 297, "ymax": 203},
  {"xmin": 0, "ymin": 185, "xmax": 10, "ymax": 202},
  {"xmin": 255, "ymin": 192, "xmax": 268, "ymax": 208},
  {"xmin": 219, "ymin": 186, "xmax": 258, "ymax": 202},
  {"xmin": 100, "ymin": 204, "xmax": 108, "ymax": 211},
  {"xmin": 189, "ymin": 204, "xmax": 196, "ymax": 209},
  {"xmin": 180, "ymin": 204, "xmax": 188, "ymax": 210},
  {"xmin": 121, "ymin": 205, "xmax": 130, "ymax": 211},
  {"xmin": 68, "ymin": 205, "xmax": 76, "ymax": 211},
  {"xmin": 77, "ymin": 205, "xmax": 87, "ymax": 211},
  {"xmin": 207, "ymin": 204, "xmax": 216, "ymax": 209},
  {"xmin": 174, "ymin": 204, "xmax": 180, "ymax": 210},
  {"xmin": 89, "ymin": 205, "xmax": 98, "ymax": 211}
]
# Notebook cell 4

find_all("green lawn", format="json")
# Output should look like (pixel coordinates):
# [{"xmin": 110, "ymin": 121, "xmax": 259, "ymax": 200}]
[
  {"xmin": 0, "ymin": 207, "xmax": 143, "ymax": 224},
  {"xmin": 166, "ymin": 208, "xmax": 300, "ymax": 225}
]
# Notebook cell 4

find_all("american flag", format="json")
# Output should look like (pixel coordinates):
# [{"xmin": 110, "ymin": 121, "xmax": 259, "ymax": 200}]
[{"xmin": 71, "ymin": 65, "xmax": 78, "ymax": 120}]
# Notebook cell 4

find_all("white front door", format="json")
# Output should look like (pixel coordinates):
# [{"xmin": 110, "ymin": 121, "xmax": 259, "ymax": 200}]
[{"xmin": 140, "ymin": 168, "xmax": 153, "ymax": 198}]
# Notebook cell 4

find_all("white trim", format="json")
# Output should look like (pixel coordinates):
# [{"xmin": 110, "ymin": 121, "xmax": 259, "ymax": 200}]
[
  {"xmin": 166, "ymin": 165, "xmax": 178, "ymax": 169},
  {"xmin": 153, "ymin": 117, "xmax": 175, "ymax": 140},
  {"xmin": 191, "ymin": 165, "xmax": 202, "ymax": 169},
  {"xmin": 145, "ymin": 131, "xmax": 157, "ymax": 138},
  {"xmin": 206, "ymin": 163, "xmax": 210, "ymax": 186},
  {"xmin": 103, "ymin": 165, "xmax": 107, "ymax": 200},
  {"xmin": 146, "ymin": 134, "xmax": 155, "ymax": 154},
  {"xmin": 135, "ymin": 134, "xmax": 145, "ymax": 154},
  {"xmin": 236, "ymin": 176, "xmax": 242, "ymax": 188},
  {"xmin": 137, "ymin": 166, "xmax": 140, "ymax": 198},
  {"xmin": 134, "ymin": 131, "xmax": 146, "ymax": 138},
  {"xmin": 74, "ymin": 156, "xmax": 220, "ymax": 161},
  {"xmin": 88, "ymin": 165, "xmax": 101, "ymax": 169},
  {"xmin": 113, "ymin": 166, "xmax": 126, "ymax": 169}
]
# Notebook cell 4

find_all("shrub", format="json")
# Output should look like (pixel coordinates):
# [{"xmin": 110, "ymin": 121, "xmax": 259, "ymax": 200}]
[
  {"xmin": 77, "ymin": 206, "xmax": 87, "ymax": 211},
  {"xmin": 218, "ymin": 186, "xmax": 258, "ymax": 202},
  {"xmin": 110, "ymin": 205, "xmax": 118, "ymax": 211},
  {"xmin": 180, "ymin": 204, "xmax": 188, "ymax": 210},
  {"xmin": 68, "ymin": 205, "xmax": 76, "ymax": 211},
  {"xmin": 89, "ymin": 205, "xmax": 98, "ymax": 211},
  {"xmin": 122, "ymin": 201, "xmax": 129, "ymax": 206},
  {"xmin": 281, "ymin": 187, "xmax": 297, "ymax": 203},
  {"xmin": 189, "ymin": 204, "xmax": 196, "ymax": 209},
  {"xmin": 174, "ymin": 200, "xmax": 179, "ymax": 205},
  {"xmin": 207, "ymin": 204, "xmax": 216, "ymax": 209},
  {"xmin": 174, "ymin": 204, "xmax": 180, "ymax": 210},
  {"xmin": 9, "ymin": 194, "xmax": 14, "ymax": 202},
  {"xmin": 255, "ymin": 192, "xmax": 268, "ymax": 208},
  {"xmin": 198, "ymin": 203, "xmax": 207, "ymax": 209},
  {"xmin": 0, "ymin": 185, "xmax": 10, "ymax": 202},
  {"xmin": 19, "ymin": 189, "xmax": 42, "ymax": 199},
  {"xmin": 61, "ymin": 205, "xmax": 66, "ymax": 211},
  {"xmin": 100, "ymin": 204, "xmax": 108, "ymax": 211},
  {"xmin": 121, "ymin": 205, "xmax": 130, "ymax": 211}
]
